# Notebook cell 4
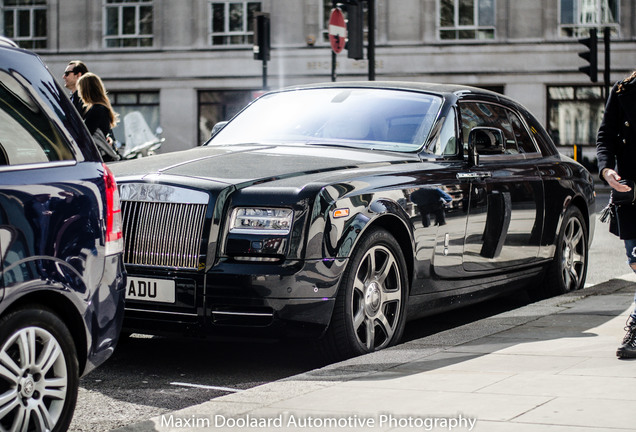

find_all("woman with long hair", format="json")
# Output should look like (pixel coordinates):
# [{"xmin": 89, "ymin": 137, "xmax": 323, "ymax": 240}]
[{"xmin": 77, "ymin": 72, "xmax": 120, "ymax": 161}]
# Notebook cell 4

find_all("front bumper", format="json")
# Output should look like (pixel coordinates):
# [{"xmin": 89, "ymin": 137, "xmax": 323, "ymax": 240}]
[{"xmin": 123, "ymin": 257, "xmax": 347, "ymax": 340}]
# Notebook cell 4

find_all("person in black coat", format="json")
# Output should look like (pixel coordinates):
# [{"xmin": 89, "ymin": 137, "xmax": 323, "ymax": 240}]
[
  {"xmin": 596, "ymin": 69, "xmax": 636, "ymax": 359},
  {"xmin": 63, "ymin": 60, "xmax": 88, "ymax": 116},
  {"xmin": 77, "ymin": 72, "xmax": 120, "ymax": 161}
]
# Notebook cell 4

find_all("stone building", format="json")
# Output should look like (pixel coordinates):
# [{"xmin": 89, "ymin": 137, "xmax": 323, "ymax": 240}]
[{"xmin": 2, "ymin": 0, "xmax": 635, "ymax": 160}]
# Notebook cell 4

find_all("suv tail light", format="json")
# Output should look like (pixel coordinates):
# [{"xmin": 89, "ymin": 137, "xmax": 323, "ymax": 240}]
[{"xmin": 103, "ymin": 163, "xmax": 123, "ymax": 255}]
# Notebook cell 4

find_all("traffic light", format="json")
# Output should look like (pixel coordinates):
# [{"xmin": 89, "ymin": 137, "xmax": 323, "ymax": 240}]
[
  {"xmin": 578, "ymin": 28, "xmax": 597, "ymax": 83},
  {"xmin": 253, "ymin": 12, "xmax": 270, "ymax": 61},
  {"xmin": 345, "ymin": 1, "xmax": 364, "ymax": 60}
]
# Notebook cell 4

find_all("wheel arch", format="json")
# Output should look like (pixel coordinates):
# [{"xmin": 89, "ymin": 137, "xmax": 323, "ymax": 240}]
[
  {"xmin": 570, "ymin": 195, "xmax": 592, "ymax": 245},
  {"xmin": 559, "ymin": 194, "xmax": 591, "ymax": 244},
  {"xmin": 2, "ymin": 290, "xmax": 88, "ymax": 374},
  {"xmin": 336, "ymin": 210, "xmax": 415, "ymax": 295},
  {"xmin": 369, "ymin": 215, "xmax": 414, "ymax": 291}
]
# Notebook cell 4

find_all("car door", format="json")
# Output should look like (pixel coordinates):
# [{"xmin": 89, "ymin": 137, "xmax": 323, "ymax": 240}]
[
  {"xmin": 458, "ymin": 100, "xmax": 544, "ymax": 273},
  {"xmin": 419, "ymin": 106, "xmax": 473, "ymax": 281}
]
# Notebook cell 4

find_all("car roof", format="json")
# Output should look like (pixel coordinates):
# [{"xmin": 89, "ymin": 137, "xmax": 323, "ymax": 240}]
[
  {"xmin": 280, "ymin": 80, "xmax": 504, "ymax": 100},
  {"xmin": 0, "ymin": 36, "xmax": 19, "ymax": 48}
]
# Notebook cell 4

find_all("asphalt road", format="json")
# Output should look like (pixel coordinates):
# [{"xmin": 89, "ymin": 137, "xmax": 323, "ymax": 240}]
[{"xmin": 69, "ymin": 190, "xmax": 628, "ymax": 432}]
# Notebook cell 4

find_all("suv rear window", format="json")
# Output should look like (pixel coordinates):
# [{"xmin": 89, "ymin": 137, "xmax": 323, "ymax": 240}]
[{"xmin": 0, "ymin": 69, "xmax": 74, "ymax": 165}]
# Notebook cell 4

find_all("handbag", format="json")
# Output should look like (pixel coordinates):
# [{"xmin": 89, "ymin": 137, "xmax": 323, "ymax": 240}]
[
  {"xmin": 611, "ymin": 179, "xmax": 636, "ymax": 205},
  {"xmin": 93, "ymin": 128, "xmax": 120, "ymax": 162},
  {"xmin": 600, "ymin": 179, "xmax": 635, "ymax": 224}
]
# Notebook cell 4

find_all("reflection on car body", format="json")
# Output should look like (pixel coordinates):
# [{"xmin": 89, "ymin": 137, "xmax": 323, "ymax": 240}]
[
  {"xmin": 0, "ymin": 41, "xmax": 126, "ymax": 431},
  {"xmin": 110, "ymin": 82, "xmax": 595, "ymax": 361}
]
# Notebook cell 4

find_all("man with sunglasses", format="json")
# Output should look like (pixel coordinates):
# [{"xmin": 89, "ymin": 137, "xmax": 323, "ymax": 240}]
[{"xmin": 63, "ymin": 60, "xmax": 88, "ymax": 115}]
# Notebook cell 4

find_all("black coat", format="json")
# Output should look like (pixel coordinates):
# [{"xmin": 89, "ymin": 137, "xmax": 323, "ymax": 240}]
[
  {"xmin": 83, "ymin": 104, "xmax": 112, "ymax": 138},
  {"xmin": 597, "ymin": 76, "xmax": 636, "ymax": 239},
  {"xmin": 70, "ymin": 91, "xmax": 85, "ymax": 116}
]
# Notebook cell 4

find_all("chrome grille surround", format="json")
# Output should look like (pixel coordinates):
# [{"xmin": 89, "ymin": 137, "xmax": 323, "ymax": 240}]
[{"xmin": 120, "ymin": 183, "xmax": 209, "ymax": 269}]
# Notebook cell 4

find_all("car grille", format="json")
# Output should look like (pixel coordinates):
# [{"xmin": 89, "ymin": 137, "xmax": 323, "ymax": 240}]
[{"xmin": 121, "ymin": 201, "xmax": 207, "ymax": 269}]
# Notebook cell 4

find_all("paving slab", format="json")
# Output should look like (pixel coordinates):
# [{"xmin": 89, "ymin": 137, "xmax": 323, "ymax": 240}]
[{"xmin": 112, "ymin": 274, "xmax": 636, "ymax": 432}]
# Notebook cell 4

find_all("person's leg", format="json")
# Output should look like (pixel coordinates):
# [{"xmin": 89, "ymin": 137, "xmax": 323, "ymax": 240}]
[{"xmin": 617, "ymin": 239, "xmax": 636, "ymax": 359}]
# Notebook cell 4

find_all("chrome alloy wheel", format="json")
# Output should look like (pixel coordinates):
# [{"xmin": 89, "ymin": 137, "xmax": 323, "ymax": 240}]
[
  {"xmin": 0, "ymin": 326, "xmax": 68, "ymax": 431},
  {"xmin": 351, "ymin": 244, "xmax": 403, "ymax": 351},
  {"xmin": 560, "ymin": 216, "xmax": 586, "ymax": 291}
]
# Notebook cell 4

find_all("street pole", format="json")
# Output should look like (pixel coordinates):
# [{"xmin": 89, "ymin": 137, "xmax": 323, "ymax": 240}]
[
  {"xmin": 604, "ymin": 27, "xmax": 611, "ymax": 99},
  {"xmin": 332, "ymin": 50, "xmax": 337, "ymax": 82},
  {"xmin": 367, "ymin": 0, "xmax": 375, "ymax": 80}
]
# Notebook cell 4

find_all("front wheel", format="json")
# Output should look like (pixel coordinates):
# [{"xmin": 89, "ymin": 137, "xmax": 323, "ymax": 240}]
[
  {"xmin": 542, "ymin": 206, "xmax": 588, "ymax": 297},
  {"xmin": 321, "ymin": 228, "xmax": 408, "ymax": 361},
  {"xmin": 0, "ymin": 308, "xmax": 79, "ymax": 432}
]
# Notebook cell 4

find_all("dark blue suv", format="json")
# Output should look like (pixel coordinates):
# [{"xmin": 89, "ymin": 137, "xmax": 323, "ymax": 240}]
[{"xmin": 0, "ymin": 41, "xmax": 126, "ymax": 430}]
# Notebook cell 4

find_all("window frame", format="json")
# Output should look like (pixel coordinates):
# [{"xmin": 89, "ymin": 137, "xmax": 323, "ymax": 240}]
[
  {"xmin": 559, "ymin": 0, "xmax": 619, "ymax": 38},
  {"xmin": 438, "ymin": 0, "xmax": 496, "ymax": 41},
  {"xmin": 458, "ymin": 100, "xmax": 541, "ymax": 161},
  {"xmin": 208, "ymin": 1, "xmax": 262, "ymax": 46},
  {"xmin": 546, "ymin": 84, "xmax": 605, "ymax": 149},
  {"xmin": 103, "ymin": 0, "xmax": 154, "ymax": 49},
  {"xmin": 109, "ymin": 90, "xmax": 160, "ymax": 145},
  {"xmin": 2, "ymin": 0, "xmax": 48, "ymax": 50}
]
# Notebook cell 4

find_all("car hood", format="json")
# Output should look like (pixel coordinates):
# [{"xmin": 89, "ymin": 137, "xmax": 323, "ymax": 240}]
[{"xmin": 109, "ymin": 143, "xmax": 420, "ymax": 186}]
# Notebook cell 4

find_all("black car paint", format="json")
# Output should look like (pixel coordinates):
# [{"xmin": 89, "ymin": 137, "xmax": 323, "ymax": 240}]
[
  {"xmin": 111, "ymin": 83, "xmax": 595, "ymax": 340},
  {"xmin": 0, "ymin": 46, "xmax": 126, "ymax": 375}
]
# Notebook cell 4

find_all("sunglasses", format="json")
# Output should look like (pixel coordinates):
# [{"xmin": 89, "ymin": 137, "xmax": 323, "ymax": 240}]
[{"xmin": 64, "ymin": 70, "xmax": 75, "ymax": 76}]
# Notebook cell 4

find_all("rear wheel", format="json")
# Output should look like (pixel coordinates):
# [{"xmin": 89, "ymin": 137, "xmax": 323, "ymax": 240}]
[
  {"xmin": 542, "ymin": 206, "xmax": 588, "ymax": 297},
  {"xmin": 0, "ymin": 308, "xmax": 79, "ymax": 432},
  {"xmin": 321, "ymin": 227, "xmax": 408, "ymax": 361}
]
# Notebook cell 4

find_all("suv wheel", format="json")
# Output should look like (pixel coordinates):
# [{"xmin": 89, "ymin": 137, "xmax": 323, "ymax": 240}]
[{"xmin": 0, "ymin": 308, "xmax": 79, "ymax": 432}]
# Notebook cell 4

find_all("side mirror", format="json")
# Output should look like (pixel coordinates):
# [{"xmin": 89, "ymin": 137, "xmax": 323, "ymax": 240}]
[
  {"xmin": 210, "ymin": 121, "xmax": 228, "ymax": 138},
  {"xmin": 468, "ymin": 127, "xmax": 505, "ymax": 165}
]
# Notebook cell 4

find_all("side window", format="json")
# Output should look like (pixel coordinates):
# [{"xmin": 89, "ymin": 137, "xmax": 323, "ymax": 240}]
[
  {"xmin": 459, "ymin": 101, "xmax": 536, "ymax": 155},
  {"xmin": 0, "ymin": 70, "xmax": 74, "ymax": 166},
  {"xmin": 507, "ymin": 110, "xmax": 539, "ymax": 153},
  {"xmin": 430, "ymin": 108, "xmax": 458, "ymax": 156}
]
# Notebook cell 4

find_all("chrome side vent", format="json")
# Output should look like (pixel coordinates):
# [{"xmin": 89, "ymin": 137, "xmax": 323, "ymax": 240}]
[{"xmin": 121, "ymin": 201, "xmax": 207, "ymax": 269}]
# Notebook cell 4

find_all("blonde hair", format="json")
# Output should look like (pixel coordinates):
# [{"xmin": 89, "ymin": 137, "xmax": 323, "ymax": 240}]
[
  {"xmin": 77, "ymin": 72, "xmax": 119, "ymax": 128},
  {"xmin": 617, "ymin": 69, "xmax": 636, "ymax": 94}
]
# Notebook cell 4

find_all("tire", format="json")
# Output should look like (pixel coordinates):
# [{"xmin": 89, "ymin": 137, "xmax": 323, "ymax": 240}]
[
  {"xmin": 0, "ymin": 308, "xmax": 79, "ymax": 432},
  {"xmin": 542, "ymin": 206, "xmax": 588, "ymax": 297},
  {"xmin": 321, "ymin": 227, "xmax": 408, "ymax": 361}
]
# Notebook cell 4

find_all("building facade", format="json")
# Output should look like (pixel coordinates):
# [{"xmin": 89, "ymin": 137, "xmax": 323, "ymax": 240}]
[{"xmin": 2, "ymin": 0, "xmax": 635, "ymax": 162}]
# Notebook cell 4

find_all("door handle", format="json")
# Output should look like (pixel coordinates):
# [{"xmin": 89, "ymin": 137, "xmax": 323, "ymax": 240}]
[{"xmin": 456, "ymin": 172, "xmax": 492, "ymax": 180}]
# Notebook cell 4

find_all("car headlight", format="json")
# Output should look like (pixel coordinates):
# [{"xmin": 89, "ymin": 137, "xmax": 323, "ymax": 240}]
[{"xmin": 229, "ymin": 207, "xmax": 293, "ymax": 235}]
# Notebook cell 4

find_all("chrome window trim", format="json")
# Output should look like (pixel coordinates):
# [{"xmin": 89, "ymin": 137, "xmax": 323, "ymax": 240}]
[{"xmin": 0, "ymin": 160, "xmax": 77, "ymax": 172}]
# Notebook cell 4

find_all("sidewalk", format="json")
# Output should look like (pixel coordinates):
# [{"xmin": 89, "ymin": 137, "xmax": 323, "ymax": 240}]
[{"xmin": 114, "ymin": 274, "xmax": 636, "ymax": 432}]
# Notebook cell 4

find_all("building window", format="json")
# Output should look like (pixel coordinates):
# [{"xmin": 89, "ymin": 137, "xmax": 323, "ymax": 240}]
[
  {"xmin": 209, "ymin": 1, "xmax": 261, "ymax": 46},
  {"xmin": 560, "ymin": 0, "xmax": 619, "ymax": 37},
  {"xmin": 198, "ymin": 90, "xmax": 260, "ymax": 144},
  {"xmin": 2, "ymin": 0, "xmax": 47, "ymax": 49},
  {"xmin": 109, "ymin": 91, "xmax": 160, "ymax": 147},
  {"xmin": 547, "ymin": 85, "xmax": 604, "ymax": 170},
  {"xmin": 321, "ymin": 0, "xmax": 332, "ymax": 43},
  {"xmin": 104, "ymin": 0, "xmax": 153, "ymax": 48},
  {"xmin": 439, "ymin": 0, "xmax": 495, "ymax": 40}
]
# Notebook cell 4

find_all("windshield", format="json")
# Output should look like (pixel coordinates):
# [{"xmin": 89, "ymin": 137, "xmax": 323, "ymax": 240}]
[{"xmin": 208, "ymin": 88, "xmax": 443, "ymax": 152}]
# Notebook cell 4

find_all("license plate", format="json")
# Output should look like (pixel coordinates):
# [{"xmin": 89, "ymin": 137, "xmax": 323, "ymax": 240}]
[{"xmin": 126, "ymin": 277, "xmax": 175, "ymax": 303}]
